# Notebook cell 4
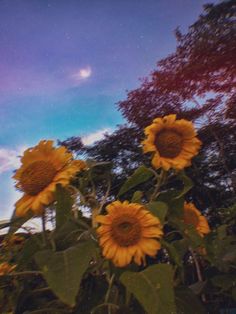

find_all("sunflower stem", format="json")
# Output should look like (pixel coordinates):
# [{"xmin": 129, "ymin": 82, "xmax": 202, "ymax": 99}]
[
  {"xmin": 91, "ymin": 303, "xmax": 119, "ymax": 314},
  {"xmin": 9, "ymin": 271, "xmax": 42, "ymax": 276},
  {"xmin": 98, "ymin": 177, "xmax": 111, "ymax": 215},
  {"xmin": 190, "ymin": 247, "xmax": 206, "ymax": 302},
  {"xmin": 41, "ymin": 213, "xmax": 47, "ymax": 246},
  {"xmin": 92, "ymin": 177, "xmax": 111, "ymax": 228},
  {"xmin": 125, "ymin": 289, "xmax": 131, "ymax": 307},
  {"xmin": 150, "ymin": 169, "xmax": 166, "ymax": 201},
  {"xmin": 105, "ymin": 273, "xmax": 115, "ymax": 314}
]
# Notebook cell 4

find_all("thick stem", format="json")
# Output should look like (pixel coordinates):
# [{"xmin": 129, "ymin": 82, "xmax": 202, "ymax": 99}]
[
  {"xmin": 9, "ymin": 271, "xmax": 42, "ymax": 276},
  {"xmin": 190, "ymin": 248, "xmax": 203, "ymax": 282},
  {"xmin": 150, "ymin": 169, "xmax": 166, "ymax": 201},
  {"xmin": 91, "ymin": 303, "xmax": 119, "ymax": 314},
  {"xmin": 190, "ymin": 248, "xmax": 206, "ymax": 302},
  {"xmin": 41, "ymin": 213, "xmax": 47, "ymax": 246},
  {"xmin": 105, "ymin": 273, "xmax": 115, "ymax": 314},
  {"xmin": 92, "ymin": 178, "xmax": 111, "ymax": 228}
]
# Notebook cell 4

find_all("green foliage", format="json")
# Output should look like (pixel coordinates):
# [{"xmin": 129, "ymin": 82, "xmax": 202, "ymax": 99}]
[
  {"xmin": 131, "ymin": 191, "xmax": 143, "ymax": 204},
  {"xmin": 147, "ymin": 201, "xmax": 168, "ymax": 224},
  {"xmin": 120, "ymin": 264, "xmax": 176, "ymax": 314},
  {"xmin": 161, "ymin": 240, "xmax": 183, "ymax": 267},
  {"xmin": 35, "ymin": 240, "xmax": 96, "ymax": 307},
  {"xmin": 175, "ymin": 172, "xmax": 193, "ymax": 199},
  {"xmin": 118, "ymin": 166, "xmax": 154, "ymax": 197},
  {"xmin": 17, "ymin": 234, "xmax": 42, "ymax": 268},
  {"xmin": 175, "ymin": 287, "xmax": 207, "ymax": 314},
  {"xmin": 1, "ymin": 2, "xmax": 236, "ymax": 313},
  {"xmin": 55, "ymin": 184, "xmax": 74, "ymax": 230},
  {"xmin": 211, "ymin": 274, "xmax": 236, "ymax": 291}
]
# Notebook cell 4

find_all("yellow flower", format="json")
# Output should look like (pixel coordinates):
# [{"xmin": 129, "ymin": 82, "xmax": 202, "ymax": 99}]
[
  {"xmin": 142, "ymin": 114, "xmax": 202, "ymax": 170},
  {"xmin": 13, "ymin": 140, "xmax": 86, "ymax": 217},
  {"xmin": 96, "ymin": 201, "xmax": 163, "ymax": 267},
  {"xmin": 183, "ymin": 202, "xmax": 210, "ymax": 237},
  {"xmin": 2, "ymin": 234, "xmax": 24, "ymax": 248},
  {"xmin": 0, "ymin": 262, "xmax": 16, "ymax": 276}
]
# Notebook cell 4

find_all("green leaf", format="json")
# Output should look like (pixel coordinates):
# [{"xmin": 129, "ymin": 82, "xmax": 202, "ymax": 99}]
[
  {"xmin": 147, "ymin": 201, "xmax": 168, "ymax": 224},
  {"xmin": 217, "ymin": 224, "xmax": 227, "ymax": 240},
  {"xmin": 204, "ymin": 235, "xmax": 236, "ymax": 271},
  {"xmin": 175, "ymin": 286, "xmax": 207, "ymax": 314},
  {"xmin": 53, "ymin": 218, "xmax": 89, "ymax": 250},
  {"xmin": 17, "ymin": 234, "xmax": 42, "ymax": 268},
  {"xmin": 118, "ymin": 166, "xmax": 154, "ymax": 196},
  {"xmin": 175, "ymin": 172, "xmax": 193, "ymax": 199},
  {"xmin": 161, "ymin": 240, "xmax": 182, "ymax": 267},
  {"xmin": 131, "ymin": 191, "xmax": 143, "ymax": 204},
  {"xmin": 211, "ymin": 274, "xmax": 236, "ymax": 290},
  {"xmin": 159, "ymin": 192, "xmax": 184, "ymax": 220},
  {"xmin": 35, "ymin": 240, "xmax": 96, "ymax": 306},
  {"xmin": 185, "ymin": 225, "xmax": 203, "ymax": 248},
  {"xmin": 120, "ymin": 264, "xmax": 176, "ymax": 314},
  {"xmin": 189, "ymin": 281, "xmax": 207, "ymax": 295},
  {"xmin": 169, "ymin": 197, "xmax": 184, "ymax": 218},
  {"xmin": 55, "ymin": 184, "xmax": 73, "ymax": 230},
  {"xmin": 172, "ymin": 239, "xmax": 189, "ymax": 259}
]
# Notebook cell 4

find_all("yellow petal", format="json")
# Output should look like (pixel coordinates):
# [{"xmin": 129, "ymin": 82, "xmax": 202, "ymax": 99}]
[
  {"xmin": 96, "ymin": 215, "xmax": 112, "ymax": 225},
  {"xmin": 138, "ymin": 239, "xmax": 161, "ymax": 256},
  {"xmin": 15, "ymin": 195, "xmax": 33, "ymax": 217},
  {"xmin": 163, "ymin": 114, "xmax": 176, "ymax": 126},
  {"xmin": 142, "ymin": 226, "xmax": 163, "ymax": 238}
]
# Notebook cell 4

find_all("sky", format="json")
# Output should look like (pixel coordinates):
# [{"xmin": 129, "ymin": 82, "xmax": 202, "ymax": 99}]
[{"xmin": 0, "ymin": 0, "xmax": 213, "ymax": 219}]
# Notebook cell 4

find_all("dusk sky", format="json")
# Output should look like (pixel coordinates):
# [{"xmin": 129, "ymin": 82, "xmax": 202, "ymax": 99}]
[{"xmin": 0, "ymin": 0, "xmax": 213, "ymax": 219}]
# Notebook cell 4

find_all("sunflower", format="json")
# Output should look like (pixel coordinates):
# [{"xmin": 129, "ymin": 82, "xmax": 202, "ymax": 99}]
[
  {"xmin": 142, "ymin": 114, "xmax": 202, "ymax": 170},
  {"xmin": 13, "ymin": 140, "xmax": 86, "ymax": 217},
  {"xmin": 0, "ymin": 262, "xmax": 16, "ymax": 276},
  {"xmin": 96, "ymin": 201, "xmax": 163, "ymax": 267},
  {"xmin": 2, "ymin": 234, "xmax": 24, "ymax": 248},
  {"xmin": 183, "ymin": 202, "xmax": 210, "ymax": 237}
]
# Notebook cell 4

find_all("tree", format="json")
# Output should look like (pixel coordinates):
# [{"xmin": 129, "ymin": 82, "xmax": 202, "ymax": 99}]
[{"xmin": 61, "ymin": 0, "xmax": 236, "ymax": 214}]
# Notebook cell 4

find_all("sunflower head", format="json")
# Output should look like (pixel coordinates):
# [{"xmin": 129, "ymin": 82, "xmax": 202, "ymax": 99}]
[
  {"xmin": 183, "ymin": 202, "xmax": 210, "ymax": 237},
  {"xmin": 13, "ymin": 140, "xmax": 86, "ymax": 217},
  {"xmin": 2, "ymin": 234, "xmax": 25, "ymax": 248},
  {"xmin": 96, "ymin": 200, "xmax": 163, "ymax": 267},
  {"xmin": 142, "ymin": 114, "xmax": 202, "ymax": 170},
  {"xmin": 0, "ymin": 262, "xmax": 16, "ymax": 276}
]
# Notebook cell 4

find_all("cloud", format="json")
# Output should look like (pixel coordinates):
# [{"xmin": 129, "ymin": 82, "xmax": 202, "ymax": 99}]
[
  {"xmin": 0, "ymin": 146, "xmax": 27, "ymax": 174},
  {"xmin": 81, "ymin": 128, "xmax": 112, "ymax": 146},
  {"xmin": 70, "ymin": 66, "xmax": 92, "ymax": 84}
]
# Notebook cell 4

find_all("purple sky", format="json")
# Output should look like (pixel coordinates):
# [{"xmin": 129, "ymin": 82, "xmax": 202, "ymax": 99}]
[{"xmin": 0, "ymin": 0, "xmax": 214, "ymax": 218}]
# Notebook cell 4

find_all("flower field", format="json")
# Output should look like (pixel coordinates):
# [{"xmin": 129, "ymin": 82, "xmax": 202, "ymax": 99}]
[{"xmin": 0, "ymin": 114, "xmax": 235, "ymax": 314}]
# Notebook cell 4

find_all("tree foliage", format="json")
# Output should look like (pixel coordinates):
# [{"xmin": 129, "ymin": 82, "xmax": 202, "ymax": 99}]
[{"xmin": 61, "ymin": 0, "xmax": 236, "ymax": 215}]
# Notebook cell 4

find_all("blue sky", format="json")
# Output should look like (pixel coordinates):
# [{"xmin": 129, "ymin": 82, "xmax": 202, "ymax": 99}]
[{"xmin": 0, "ymin": 0, "xmax": 212, "ymax": 218}]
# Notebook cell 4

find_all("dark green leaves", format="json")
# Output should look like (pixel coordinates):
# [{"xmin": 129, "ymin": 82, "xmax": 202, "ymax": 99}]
[
  {"xmin": 175, "ymin": 286, "xmax": 207, "ymax": 314},
  {"xmin": 55, "ymin": 184, "xmax": 73, "ymax": 230},
  {"xmin": 35, "ymin": 240, "xmax": 96, "ymax": 306},
  {"xmin": 147, "ymin": 201, "xmax": 168, "ymax": 224},
  {"xmin": 120, "ymin": 264, "xmax": 176, "ymax": 314},
  {"xmin": 118, "ymin": 166, "xmax": 154, "ymax": 196},
  {"xmin": 211, "ymin": 274, "xmax": 236, "ymax": 291},
  {"xmin": 131, "ymin": 191, "xmax": 143, "ymax": 203},
  {"xmin": 175, "ymin": 172, "xmax": 193, "ymax": 199}
]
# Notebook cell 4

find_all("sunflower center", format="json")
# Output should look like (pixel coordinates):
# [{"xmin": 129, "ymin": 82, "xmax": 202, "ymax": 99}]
[
  {"xmin": 111, "ymin": 215, "xmax": 141, "ymax": 247},
  {"xmin": 184, "ymin": 210, "xmax": 199, "ymax": 227},
  {"xmin": 155, "ymin": 129, "xmax": 183, "ymax": 158},
  {"xmin": 20, "ymin": 161, "xmax": 57, "ymax": 196}
]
